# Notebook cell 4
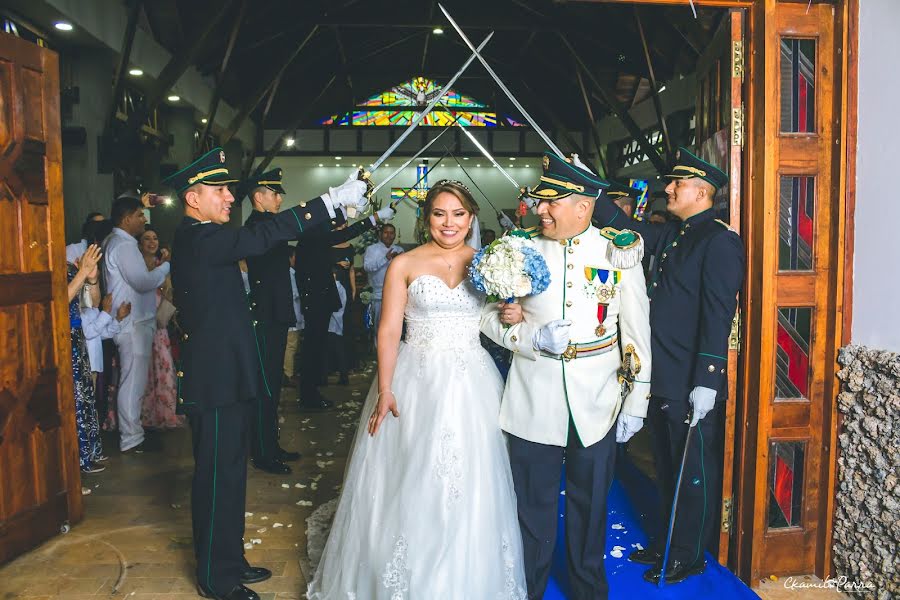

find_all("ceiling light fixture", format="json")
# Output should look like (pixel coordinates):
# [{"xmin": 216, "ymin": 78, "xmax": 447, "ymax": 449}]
[
  {"xmin": 201, "ymin": 117, "xmax": 208, "ymax": 124},
  {"xmin": 433, "ymin": 27, "xmax": 444, "ymax": 34},
  {"xmin": 128, "ymin": 68, "xmax": 143, "ymax": 77},
  {"xmin": 167, "ymin": 95, "xmax": 180, "ymax": 102},
  {"xmin": 319, "ymin": 163, "xmax": 324, "ymax": 167},
  {"xmin": 658, "ymin": 84, "xmax": 667, "ymax": 93},
  {"xmin": 463, "ymin": 157, "xmax": 469, "ymax": 160},
  {"xmin": 285, "ymin": 138, "xmax": 295, "ymax": 147},
  {"xmin": 54, "ymin": 22, "xmax": 73, "ymax": 31},
  {"xmin": 335, "ymin": 156, "xmax": 342, "ymax": 160},
  {"xmin": 476, "ymin": 164, "xmax": 481, "ymax": 168},
  {"xmin": 510, "ymin": 157, "xmax": 516, "ymax": 161}
]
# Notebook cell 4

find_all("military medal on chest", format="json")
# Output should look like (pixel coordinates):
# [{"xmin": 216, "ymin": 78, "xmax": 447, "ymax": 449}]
[{"xmin": 582, "ymin": 267, "xmax": 620, "ymax": 337}]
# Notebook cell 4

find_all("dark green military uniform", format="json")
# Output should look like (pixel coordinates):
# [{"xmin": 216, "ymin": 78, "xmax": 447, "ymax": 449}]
[
  {"xmin": 241, "ymin": 169, "xmax": 299, "ymax": 473},
  {"xmin": 593, "ymin": 147, "xmax": 744, "ymax": 583},
  {"xmin": 166, "ymin": 149, "xmax": 332, "ymax": 598}
]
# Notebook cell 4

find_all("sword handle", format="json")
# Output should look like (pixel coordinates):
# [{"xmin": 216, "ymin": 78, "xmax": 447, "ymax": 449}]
[{"xmin": 352, "ymin": 167, "xmax": 374, "ymax": 218}]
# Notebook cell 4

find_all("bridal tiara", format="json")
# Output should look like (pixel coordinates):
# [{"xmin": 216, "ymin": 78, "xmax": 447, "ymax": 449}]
[{"xmin": 434, "ymin": 179, "xmax": 472, "ymax": 195}]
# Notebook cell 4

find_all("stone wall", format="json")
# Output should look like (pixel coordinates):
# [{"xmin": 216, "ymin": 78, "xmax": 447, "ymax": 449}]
[{"xmin": 834, "ymin": 345, "xmax": 900, "ymax": 600}]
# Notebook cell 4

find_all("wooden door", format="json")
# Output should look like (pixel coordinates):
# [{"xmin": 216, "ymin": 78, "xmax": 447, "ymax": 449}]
[
  {"xmin": 0, "ymin": 32, "xmax": 82, "ymax": 564},
  {"xmin": 693, "ymin": 8, "xmax": 744, "ymax": 567},
  {"xmin": 738, "ymin": 0, "xmax": 841, "ymax": 580}
]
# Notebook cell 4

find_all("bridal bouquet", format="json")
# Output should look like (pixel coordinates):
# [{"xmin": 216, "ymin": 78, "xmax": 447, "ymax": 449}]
[{"xmin": 469, "ymin": 232, "xmax": 551, "ymax": 302}]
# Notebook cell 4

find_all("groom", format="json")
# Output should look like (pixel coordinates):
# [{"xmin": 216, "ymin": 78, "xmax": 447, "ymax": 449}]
[{"xmin": 482, "ymin": 152, "xmax": 652, "ymax": 599}]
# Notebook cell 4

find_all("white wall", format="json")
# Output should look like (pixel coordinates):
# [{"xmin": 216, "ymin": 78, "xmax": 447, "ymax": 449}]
[
  {"xmin": 852, "ymin": 0, "xmax": 900, "ymax": 352},
  {"xmin": 244, "ymin": 156, "xmax": 543, "ymax": 245}
]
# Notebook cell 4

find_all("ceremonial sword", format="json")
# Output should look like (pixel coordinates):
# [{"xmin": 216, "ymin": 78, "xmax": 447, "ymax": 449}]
[
  {"xmin": 438, "ymin": 4, "xmax": 566, "ymax": 159},
  {"xmin": 370, "ymin": 116, "xmax": 459, "ymax": 198},
  {"xmin": 658, "ymin": 407, "xmax": 696, "ymax": 588}
]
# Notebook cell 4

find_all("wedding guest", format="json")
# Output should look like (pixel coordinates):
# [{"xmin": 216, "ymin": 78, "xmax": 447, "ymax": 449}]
[
  {"xmin": 67, "ymin": 244, "xmax": 105, "ymax": 474},
  {"xmin": 326, "ymin": 270, "xmax": 349, "ymax": 385},
  {"xmin": 138, "ymin": 226, "xmax": 183, "ymax": 429},
  {"xmin": 103, "ymin": 194, "xmax": 170, "ymax": 452},
  {"xmin": 283, "ymin": 254, "xmax": 303, "ymax": 388},
  {"xmin": 81, "ymin": 292, "xmax": 130, "ymax": 455},
  {"xmin": 332, "ymin": 229, "xmax": 357, "ymax": 378},
  {"xmin": 66, "ymin": 212, "xmax": 105, "ymax": 263},
  {"xmin": 362, "ymin": 223, "xmax": 403, "ymax": 346}
]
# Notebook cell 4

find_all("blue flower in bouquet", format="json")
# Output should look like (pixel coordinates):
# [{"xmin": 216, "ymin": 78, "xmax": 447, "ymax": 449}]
[{"xmin": 469, "ymin": 235, "xmax": 550, "ymax": 302}]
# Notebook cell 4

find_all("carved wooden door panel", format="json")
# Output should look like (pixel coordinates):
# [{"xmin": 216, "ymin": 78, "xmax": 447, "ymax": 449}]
[{"xmin": 0, "ymin": 31, "xmax": 82, "ymax": 564}]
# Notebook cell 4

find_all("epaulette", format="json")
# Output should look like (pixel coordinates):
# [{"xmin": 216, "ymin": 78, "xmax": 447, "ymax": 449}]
[
  {"xmin": 508, "ymin": 226, "xmax": 542, "ymax": 240},
  {"xmin": 599, "ymin": 227, "xmax": 644, "ymax": 269},
  {"xmin": 714, "ymin": 218, "xmax": 737, "ymax": 233}
]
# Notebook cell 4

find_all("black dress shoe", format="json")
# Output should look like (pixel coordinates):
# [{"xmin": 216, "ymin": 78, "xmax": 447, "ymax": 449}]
[
  {"xmin": 251, "ymin": 458, "xmax": 292, "ymax": 474},
  {"xmin": 298, "ymin": 396, "xmax": 333, "ymax": 411},
  {"xmin": 197, "ymin": 583, "xmax": 260, "ymax": 600},
  {"xmin": 643, "ymin": 558, "xmax": 706, "ymax": 584},
  {"xmin": 628, "ymin": 546, "xmax": 662, "ymax": 565},
  {"xmin": 240, "ymin": 566, "xmax": 272, "ymax": 584},
  {"xmin": 276, "ymin": 447, "xmax": 301, "ymax": 462}
]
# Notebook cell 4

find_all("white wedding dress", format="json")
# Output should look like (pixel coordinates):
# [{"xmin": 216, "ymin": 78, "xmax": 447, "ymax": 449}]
[{"xmin": 307, "ymin": 274, "xmax": 527, "ymax": 600}]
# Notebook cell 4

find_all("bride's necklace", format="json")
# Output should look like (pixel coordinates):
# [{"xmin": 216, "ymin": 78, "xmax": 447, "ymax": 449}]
[{"xmin": 438, "ymin": 254, "xmax": 453, "ymax": 271}]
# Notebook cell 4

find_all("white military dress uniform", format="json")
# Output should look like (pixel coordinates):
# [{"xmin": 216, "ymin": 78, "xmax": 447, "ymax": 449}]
[{"xmin": 481, "ymin": 224, "xmax": 652, "ymax": 448}]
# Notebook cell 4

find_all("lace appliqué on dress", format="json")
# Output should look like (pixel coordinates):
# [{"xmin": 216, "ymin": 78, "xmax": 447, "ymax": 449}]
[
  {"xmin": 382, "ymin": 536, "xmax": 410, "ymax": 599},
  {"xmin": 500, "ymin": 538, "xmax": 528, "ymax": 600},
  {"xmin": 434, "ymin": 429, "xmax": 462, "ymax": 506}
]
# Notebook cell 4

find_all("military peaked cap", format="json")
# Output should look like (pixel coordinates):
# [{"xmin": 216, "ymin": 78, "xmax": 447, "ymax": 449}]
[
  {"xmin": 665, "ymin": 146, "xmax": 728, "ymax": 191},
  {"xmin": 527, "ymin": 151, "xmax": 610, "ymax": 201},
  {"xmin": 162, "ymin": 146, "xmax": 238, "ymax": 193}
]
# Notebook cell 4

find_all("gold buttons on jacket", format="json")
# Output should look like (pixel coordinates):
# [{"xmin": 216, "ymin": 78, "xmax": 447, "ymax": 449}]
[
  {"xmin": 566, "ymin": 281, "xmax": 573, "ymax": 288},
  {"xmin": 721, "ymin": 368, "xmax": 726, "ymax": 374},
  {"xmin": 567, "ymin": 263, "xmax": 574, "ymax": 270},
  {"xmin": 183, "ymin": 333, "xmax": 189, "ymax": 340},
  {"xmin": 574, "ymin": 239, "xmax": 580, "ymax": 245},
  {"xmin": 566, "ymin": 300, "xmax": 573, "ymax": 307},
  {"xmin": 178, "ymin": 398, "xmax": 184, "ymax": 404},
  {"xmin": 252, "ymin": 320, "xmax": 258, "ymax": 326},
  {"xmin": 305, "ymin": 213, "xmax": 311, "ymax": 220},
  {"xmin": 672, "ymin": 241, "xmax": 678, "ymax": 247},
  {"xmin": 708, "ymin": 364, "xmax": 715, "ymax": 372},
  {"xmin": 567, "ymin": 248, "xmax": 574, "ymax": 254},
  {"xmin": 511, "ymin": 335, "xmax": 518, "ymax": 343},
  {"xmin": 177, "ymin": 371, "xmax": 184, "ymax": 378},
  {"xmin": 300, "ymin": 202, "xmax": 307, "ymax": 208}
]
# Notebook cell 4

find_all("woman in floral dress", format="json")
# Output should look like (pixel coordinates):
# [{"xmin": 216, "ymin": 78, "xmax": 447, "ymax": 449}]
[
  {"xmin": 67, "ymin": 245, "xmax": 105, "ymax": 473},
  {"xmin": 138, "ymin": 227, "xmax": 183, "ymax": 429}
]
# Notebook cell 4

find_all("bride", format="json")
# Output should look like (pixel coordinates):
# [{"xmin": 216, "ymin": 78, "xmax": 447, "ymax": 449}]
[{"xmin": 307, "ymin": 180, "xmax": 527, "ymax": 599}]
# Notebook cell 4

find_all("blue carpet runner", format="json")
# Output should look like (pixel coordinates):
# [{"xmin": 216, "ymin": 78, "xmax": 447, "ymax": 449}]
[{"xmin": 542, "ymin": 453, "xmax": 759, "ymax": 599}]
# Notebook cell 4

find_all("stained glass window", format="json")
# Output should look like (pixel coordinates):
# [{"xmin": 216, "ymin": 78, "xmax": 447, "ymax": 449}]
[
  {"xmin": 780, "ymin": 39, "xmax": 816, "ymax": 133},
  {"xmin": 775, "ymin": 307, "xmax": 812, "ymax": 400},
  {"xmin": 768, "ymin": 441, "xmax": 805, "ymax": 529},
  {"xmin": 322, "ymin": 76, "xmax": 524, "ymax": 127},
  {"xmin": 390, "ymin": 187, "xmax": 427, "ymax": 205},
  {"xmin": 778, "ymin": 176, "xmax": 815, "ymax": 271}
]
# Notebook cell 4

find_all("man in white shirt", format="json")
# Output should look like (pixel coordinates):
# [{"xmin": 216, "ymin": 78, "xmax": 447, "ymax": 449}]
[
  {"xmin": 103, "ymin": 195, "xmax": 170, "ymax": 452},
  {"xmin": 362, "ymin": 223, "xmax": 403, "ymax": 344}
]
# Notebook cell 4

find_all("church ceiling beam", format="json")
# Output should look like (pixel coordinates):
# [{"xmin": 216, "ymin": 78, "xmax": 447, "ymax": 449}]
[
  {"xmin": 125, "ymin": 0, "xmax": 237, "ymax": 136},
  {"xmin": 635, "ymin": 6, "xmax": 673, "ymax": 161},
  {"xmin": 220, "ymin": 25, "xmax": 319, "ymax": 145},
  {"xmin": 199, "ymin": 0, "xmax": 247, "ymax": 147}
]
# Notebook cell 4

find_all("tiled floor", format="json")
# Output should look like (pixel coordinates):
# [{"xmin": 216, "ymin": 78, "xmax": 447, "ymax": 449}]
[{"xmin": 0, "ymin": 359, "xmax": 847, "ymax": 600}]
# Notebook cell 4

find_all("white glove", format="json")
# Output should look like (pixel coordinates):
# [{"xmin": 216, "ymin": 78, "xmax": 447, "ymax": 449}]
[
  {"xmin": 323, "ymin": 177, "xmax": 368, "ymax": 213},
  {"xmin": 498, "ymin": 212, "xmax": 515, "ymax": 231},
  {"xmin": 616, "ymin": 413, "xmax": 644, "ymax": 443},
  {"xmin": 376, "ymin": 206, "xmax": 396, "ymax": 222},
  {"xmin": 688, "ymin": 386, "xmax": 717, "ymax": 427},
  {"xmin": 571, "ymin": 153, "xmax": 595, "ymax": 175},
  {"xmin": 532, "ymin": 319, "xmax": 572, "ymax": 355}
]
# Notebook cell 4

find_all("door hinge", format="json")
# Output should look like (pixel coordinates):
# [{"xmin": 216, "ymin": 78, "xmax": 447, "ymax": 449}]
[
  {"xmin": 722, "ymin": 496, "xmax": 734, "ymax": 533},
  {"xmin": 729, "ymin": 308, "xmax": 741, "ymax": 352},
  {"xmin": 732, "ymin": 40, "xmax": 744, "ymax": 80},
  {"xmin": 732, "ymin": 104, "xmax": 744, "ymax": 148}
]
